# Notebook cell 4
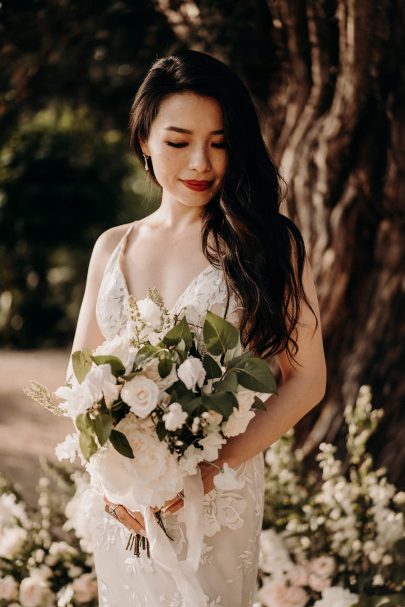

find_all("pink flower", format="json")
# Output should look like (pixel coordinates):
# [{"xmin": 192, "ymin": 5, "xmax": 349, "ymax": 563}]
[
  {"xmin": 257, "ymin": 578, "xmax": 309, "ymax": 607},
  {"xmin": 72, "ymin": 573, "xmax": 98, "ymax": 603}
]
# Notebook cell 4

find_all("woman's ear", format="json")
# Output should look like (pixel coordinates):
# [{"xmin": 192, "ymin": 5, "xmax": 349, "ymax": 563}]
[{"xmin": 139, "ymin": 138, "xmax": 150, "ymax": 156}]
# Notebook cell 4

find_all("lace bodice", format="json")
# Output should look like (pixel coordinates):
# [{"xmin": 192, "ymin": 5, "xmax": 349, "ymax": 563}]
[{"xmin": 96, "ymin": 222, "xmax": 242, "ymax": 342}]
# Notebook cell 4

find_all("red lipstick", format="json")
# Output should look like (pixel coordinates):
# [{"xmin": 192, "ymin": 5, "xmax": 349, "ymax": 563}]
[{"xmin": 181, "ymin": 180, "xmax": 213, "ymax": 192}]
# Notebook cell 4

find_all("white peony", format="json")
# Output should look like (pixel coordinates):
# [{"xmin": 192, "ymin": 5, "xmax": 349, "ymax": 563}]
[
  {"xmin": 72, "ymin": 573, "xmax": 98, "ymax": 603},
  {"xmin": 120, "ymin": 375, "xmax": 160, "ymax": 418},
  {"xmin": 0, "ymin": 526, "xmax": 27, "ymax": 559},
  {"xmin": 213, "ymin": 463, "xmax": 245, "ymax": 491},
  {"xmin": 162, "ymin": 402, "xmax": 188, "ymax": 431},
  {"xmin": 257, "ymin": 578, "xmax": 309, "ymax": 607},
  {"xmin": 313, "ymin": 586, "xmax": 359, "ymax": 607},
  {"xmin": 88, "ymin": 413, "xmax": 183, "ymax": 509},
  {"xmin": 179, "ymin": 445, "xmax": 205, "ymax": 475},
  {"xmin": 137, "ymin": 297, "xmax": 162, "ymax": 327},
  {"xmin": 0, "ymin": 575, "xmax": 18, "ymax": 601},
  {"xmin": 177, "ymin": 357, "xmax": 206, "ymax": 393},
  {"xmin": 93, "ymin": 334, "xmax": 136, "ymax": 375},
  {"xmin": 143, "ymin": 357, "xmax": 179, "ymax": 391},
  {"xmin": 55, "ymin": 433, "xmax": 80, "ymax": 464},
  {"xmin": 198, "ymin": 432, "xmax": 226, "ymax": 462}
]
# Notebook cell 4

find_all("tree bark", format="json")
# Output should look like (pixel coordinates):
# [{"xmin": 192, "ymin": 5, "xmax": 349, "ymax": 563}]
[{"xmin": 155, "ymin": 0, "xmax": 405, "ymax": 486}]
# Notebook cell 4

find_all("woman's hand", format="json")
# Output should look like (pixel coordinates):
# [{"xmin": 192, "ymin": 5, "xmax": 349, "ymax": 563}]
[{"xmin": 103, "ymin": 459, "xmax": 223, "ymax": 526}]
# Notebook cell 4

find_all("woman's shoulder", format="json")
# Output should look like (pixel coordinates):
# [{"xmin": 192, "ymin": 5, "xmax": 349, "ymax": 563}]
[{"xmin": 94, "ymin": 221, "xmax": 135, "ymax": 257}]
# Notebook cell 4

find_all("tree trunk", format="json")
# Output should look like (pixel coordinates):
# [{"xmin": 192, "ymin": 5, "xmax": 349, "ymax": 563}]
[{"xmin": 155, "ymin": 0, "xmax": 405, "ymax": 486}]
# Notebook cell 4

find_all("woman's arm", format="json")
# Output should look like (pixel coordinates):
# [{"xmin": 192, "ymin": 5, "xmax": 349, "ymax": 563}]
[
  {"xmin": 216, "ymin": 255, "xmax": 327, "ymax": 468},
  {"xmin": 64, "ymin": 225, "xmax": 128, "ymax": 382}
]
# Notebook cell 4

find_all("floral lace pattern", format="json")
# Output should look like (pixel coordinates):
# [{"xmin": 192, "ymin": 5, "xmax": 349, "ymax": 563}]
[{"xmin": 91, "ymin": 222, "xmax": 265, "ymax": 606}]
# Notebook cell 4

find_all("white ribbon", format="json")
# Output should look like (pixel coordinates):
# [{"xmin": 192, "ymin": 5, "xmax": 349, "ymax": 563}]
[{"xmin": 140, "ymin": 469, "xmax": 208, "ymax": 606}]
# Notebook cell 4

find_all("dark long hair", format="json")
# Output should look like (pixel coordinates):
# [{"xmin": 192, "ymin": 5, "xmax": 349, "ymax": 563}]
[{"xmin": 129, "ymin": 50, "xmax": 318, "ymax": 367}]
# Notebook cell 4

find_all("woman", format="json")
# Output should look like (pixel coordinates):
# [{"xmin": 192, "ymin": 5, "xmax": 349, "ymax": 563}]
[{"xmin": 68, "ymin": 50, "xmax": 327, "ymax": 607}]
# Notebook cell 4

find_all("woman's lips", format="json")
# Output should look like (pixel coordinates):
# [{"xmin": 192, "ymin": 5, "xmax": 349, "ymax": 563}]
[{"xmin": 181, "ymin": 179, "xmax": 213, "ymax": 191}]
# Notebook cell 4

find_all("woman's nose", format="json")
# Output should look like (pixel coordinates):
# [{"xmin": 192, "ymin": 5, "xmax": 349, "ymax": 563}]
[{"xmin": 188, "ymin": 146, "xmax": 212, "ymax": 172}]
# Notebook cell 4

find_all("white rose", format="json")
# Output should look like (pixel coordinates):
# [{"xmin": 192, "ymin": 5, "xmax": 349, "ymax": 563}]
[
  {"xmin": 177, "ymin": 358, "xmax": 206, "ymax": 393},
  {"xmin": 213, "ymin": 463, "xmax": 245, "ymax": 491},
  {"xmin": 0, "ymin": 527, "xmax": 27, "ymax": 559},
  {"xmin": 313, "ymin": 586, "xmax": 359, "ymax": 607},
  {"xmin": 179, "ymin": 445, "xmax": 205, "ymax": 475},
  {"xmin": 137, "ymin": 298, "xmax": 162, "ymax": 327},
  {"xmin": 143, "ymin": 358, "xmax": 179, "ymax": 391},
  {"xmin": 162, "ymin": 402, "xmax": 188, "ymax": 431},
  {"xmin": 72, "ymin": 573, "xmax": 98, "ymax": 603},
  {"xmin": 19, "ymin": 576, "xmax": 48, "ymax": 607},
  {"xmin": 120, "ymin": 375, "xmax": 160, "ymax": 418},
  {"xmin": 0, "ymin": 575, "xmax": 18, "ymax": 601},
  {"xmin": 93, "ymin": 334, "xmax": 136, "ymax": 375},
  {"xmin": 257, "ymin": 578, "xmax": 309, "ymax": 607},
  {"xmin": 88, "ymin": 413, "xmax": 182, "ymax": 509},
  {"xmin": 198, "ymin": 432, "xmax": 226, "ymax": 462}
]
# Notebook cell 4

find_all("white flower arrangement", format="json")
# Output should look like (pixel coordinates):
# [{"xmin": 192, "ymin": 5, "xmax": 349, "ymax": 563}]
[{"xmin": 256, "ymin": 385, "xmax": 405, "ymax": 607}]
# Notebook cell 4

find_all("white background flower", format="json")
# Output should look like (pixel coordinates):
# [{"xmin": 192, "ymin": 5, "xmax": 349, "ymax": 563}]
[
  {"xmin": 72, "ymin": 573, "xmax": 98, "ymax": 603},
  {"xmin": 313, "ymin": 586, "xmax": 359, "ymax": 607},
  {"xmin": 120, "ymin": 375, "xmax": 160, "ymax": 418},
  {"xmin": 162, "ymin": 402, "xmax": 188, "ymax": 431},
  {"xmin": 257, "ymin": 578, "xmax": 309, "ymax": 607},
  {"xmin": 0, "ymin": 527, "xmax": 27, "ymax": 559},
  {"xmin": 0, "ymin": 575, "xmax": 18, "ymax": 601}
]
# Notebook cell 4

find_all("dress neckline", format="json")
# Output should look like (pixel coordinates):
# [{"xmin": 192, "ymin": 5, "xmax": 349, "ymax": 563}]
[{"xmin": 116, "ymin": 221, "xmax": 215, "ymax": 314}]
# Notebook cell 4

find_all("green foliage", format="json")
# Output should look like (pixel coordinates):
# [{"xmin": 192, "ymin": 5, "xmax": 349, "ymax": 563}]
[{"xmin": 0, "ymin": 106, "xmax": 159, "ymax": 348}]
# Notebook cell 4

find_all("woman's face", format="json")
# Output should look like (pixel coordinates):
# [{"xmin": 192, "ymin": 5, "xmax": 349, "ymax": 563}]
[{"xmin": 140, "ymin": 92, "xmax": 227, "ymax": 209}]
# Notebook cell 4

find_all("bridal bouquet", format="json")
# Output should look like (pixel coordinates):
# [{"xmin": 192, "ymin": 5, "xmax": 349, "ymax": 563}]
[{"xmin": 25, "ymin": 288, "xmax": 277, "ymax": 603}]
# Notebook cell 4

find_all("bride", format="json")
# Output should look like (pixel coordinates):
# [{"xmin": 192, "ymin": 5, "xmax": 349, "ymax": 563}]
[{"xmin": 66, "ymin": 50, "xmax": 327, "ymax": 607}]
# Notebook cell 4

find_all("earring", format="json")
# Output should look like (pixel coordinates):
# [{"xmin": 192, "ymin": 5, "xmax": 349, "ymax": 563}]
[{"xmin": 142, "ymin": 153, "xmax": 150, "ymax": 172}]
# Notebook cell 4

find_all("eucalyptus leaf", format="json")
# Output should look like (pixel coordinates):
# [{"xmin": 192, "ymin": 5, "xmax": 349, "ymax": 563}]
[
  {"xmin": 163, "ymin": 317, "xmax": 193, "ymax": 350},
  {"xmin": 79, "ymin": 430, "xmax": 98, "ymax": 461},
  {"xmin": 158, "ymin": 350, "xmax": 173, "ymax": 378},
  {"xmin": 91, "ymin": 412, "xmax": 113, "ymax": 446},
  {"xmin": 226, "ymin": 352, "xmax": 253, "ymax": 370},
  {"xmin": 134, "ymin": 345, "xmax": 160, "ymax": 368},
  {"xmin": 72, "ymin": 348, "xmax": 93, "ymax": 383},
  {"xmin": 214, "ymin": 370, "xmax": 239, "ymax": 393},
  {"xmin": 110, "ymin": 429, "xmax": 134, "ymax": 459},
  {"xmin": 203, "ymin": 354, "xmax": 223, "ymax": 380},
  {"xmin": 91, "ymin": 354, "xmax": 125, "ymax": 376},
  {"xmin": 237, "ymin": 359, "xmax": 278, "ymax": 393},
  {"xmin": 181, "ymin": 397, "xmax": 203, "ymax": 415},
  {"xmin": 156, "ymin": 420, "xmax": 167, "ymax": 441},
  {"xmin": 203, "ymin": 310, "xmax": 239, "ymax": 355}
]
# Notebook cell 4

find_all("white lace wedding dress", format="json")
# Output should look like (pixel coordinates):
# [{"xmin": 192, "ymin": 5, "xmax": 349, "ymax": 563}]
[{"xmin": 83, "ymin": 222, "xmax": 265, "ymax": 607}]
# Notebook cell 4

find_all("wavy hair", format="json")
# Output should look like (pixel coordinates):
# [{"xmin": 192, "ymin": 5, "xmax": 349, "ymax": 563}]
[{"xmin": 129, "ymin": 49, "xmax": 318, "ymax": 366}]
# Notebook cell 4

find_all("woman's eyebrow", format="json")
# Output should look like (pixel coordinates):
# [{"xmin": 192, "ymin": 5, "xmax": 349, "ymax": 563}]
[{"xmin": 164, "ymin": 126, "xmax": 224, "ymax": 135}]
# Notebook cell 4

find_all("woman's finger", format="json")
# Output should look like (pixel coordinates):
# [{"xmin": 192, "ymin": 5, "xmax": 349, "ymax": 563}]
[
  {"xmin": 162, "ymin": 497, "xmax": 184, "ymax": 516},
  {"xmin": 104, "ymin": 503, "xmax": 146, "ymax": 535}
]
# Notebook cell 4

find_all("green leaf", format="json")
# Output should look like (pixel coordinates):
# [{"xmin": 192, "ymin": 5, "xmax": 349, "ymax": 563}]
[
  {"xmin": 91, "ymin": 354, "xmax": 125, "ymax": 376},
  {"xmin": 156, "ymin": 420, "xmax": 167, "ymax": 441},
  {"xmin": 214, "ymin": 370, "xmax": 239, "ymax": 393},
  {"xmin": 237, "ymin": 359, "xmax": 278, "ymax": 393},
  {"xmin": 202, "ymin": 392, "xmax": 237, "ymax": 418},
  {"xmin": 203, "ymin": 310, "xmax": 239, "ymax": 355},
  {"xmin": 226, "ymin": 352, "xmax": 253, "ymax": 370},
  {"xmin": 181, "ymin": 396, "xmax": 203, "ymax": 415},
  {"xmin": 91, "ymin": 412, "xmax": 113, "ymax": 446},
  {"xmin": 158, "ymin": 350, "xmax": 173, "ymax": 378},
  {"xmin": 202, "ymin": 354, "xmax": 223, "ymax": 380},
  {"xmin": 134, "ymin": 345, "xmax": 160, "ymax": 368},
  {"xmin": 252, "ymin": 395, "xmax": 268, "ymax": 411},
  {"xmin": 72, "ymin": 348, "xmax": 93, "ymax": 383},
  {"xmin": 163, "ymin": 317, "xmax": 193, "ymax": 350},
  {"xmin": 110, "ymin": 429, "xmax": 134, "ymax": 459},
  {"xmin": 79, "ymin": 430, "xmax": 98, "ymax": 461},
  {"xmin": 351, "ymin": 594, "xmax": 405, "ymax": 607}
]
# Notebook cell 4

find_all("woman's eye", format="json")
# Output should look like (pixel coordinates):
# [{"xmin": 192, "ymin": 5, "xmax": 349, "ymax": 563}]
[{"xmin": 165, "ymin": 142, "xmax": 226, "ymax": 149}]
